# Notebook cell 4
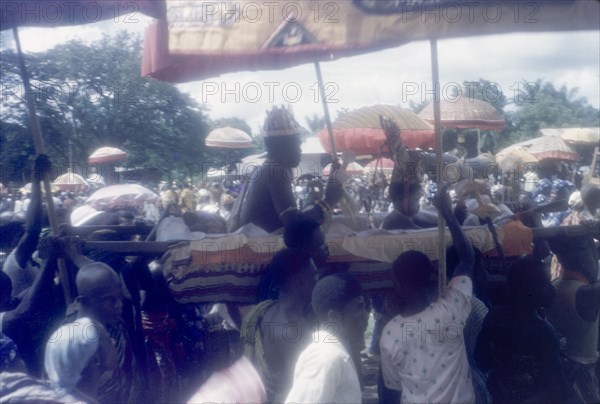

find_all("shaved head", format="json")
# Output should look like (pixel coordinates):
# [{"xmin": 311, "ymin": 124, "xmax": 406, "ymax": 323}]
[
  {"xmin": 76, "ymin": 262, "xmax": 120, "ymax": 298},
  {"xmin": 76, "ymin": 262, "xmax": 123, "ymax": 326}
]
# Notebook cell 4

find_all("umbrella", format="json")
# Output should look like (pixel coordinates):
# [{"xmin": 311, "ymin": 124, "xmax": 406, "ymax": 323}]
[
  {"xmin": 541, "ymin": 127, "xmax": 600, "ymax": 145},
  {"xmin": 206, "ymin": 127, "xmax": 254, "ymax": 149},
  {"xmin": 1, "ymin": 1, "xmax": 163, "ymax": 30},
  {"xmin": 365, "ymin": 158, "xmax": 395, "ymax": 172},
  {"xmin": 86, "ymin": 184, "xmax": 159, "ymax": 210},
  {"xmin": 498, "ymin": 136, "xmax": 578, "ymax": 163},
  {"xmin": 88, "ymin": 147, "xmax": 128, "ymax": 164},
  {"xmin": 21, "ymin": 182, "xmax": 59, "ymax": 194},
  {"xmin": 418, "ymin": 98, "xmax": 505, "ymax": 130},
  {"xmin": 53, "ymin": 170, "xmax": 88, "ymax": 192},
  {"xmin": 495, "ymin": 147, "xmax": 539, "ymax": 173},
  {"xmin": 316, "ymin": 105, "xmax": 434, "ymax": 155}
]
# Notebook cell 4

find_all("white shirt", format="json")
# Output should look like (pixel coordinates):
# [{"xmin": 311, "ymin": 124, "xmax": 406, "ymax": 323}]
[
  {"xmin": 187, "ymin": 356, "xmax": 266, "ymax": 404},
  {"xmin": 381, "ymin": 276, "xmax": 475, "ymax": 404},
  {"xmin": 286, "ymin": 327, "xmax": 362, "ymax": 404}
]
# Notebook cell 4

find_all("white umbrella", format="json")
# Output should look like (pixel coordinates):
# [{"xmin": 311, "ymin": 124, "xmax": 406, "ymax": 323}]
[
  {"xmin": 86, "ymin": 184, "xmax": 159, "ymax": 210},
  {"xmin": 206, "ymin": 127, "xmax": 254, "ymax": 149},
  {"xmin": 53, "ymin": 170, "xmax": 88, "ymax": 191},
  {"xmin": 88, "ymin": 146, "xmax": 128, "ymax": 164}
]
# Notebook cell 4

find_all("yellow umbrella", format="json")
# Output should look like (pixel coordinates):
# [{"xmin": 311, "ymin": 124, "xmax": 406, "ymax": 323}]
[
  {"xmin": 558, "ymin": 127, "xmax": 600, "ymax": 144},
  {"xmin": 495, "ymin": 147, "xmax": 539, "ymax": 172}
]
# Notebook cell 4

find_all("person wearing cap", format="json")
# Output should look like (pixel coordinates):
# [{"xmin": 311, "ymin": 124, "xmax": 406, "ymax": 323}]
[{"xmin": 232, "ymin": 106, "xmax": 344, "ymax": 233}]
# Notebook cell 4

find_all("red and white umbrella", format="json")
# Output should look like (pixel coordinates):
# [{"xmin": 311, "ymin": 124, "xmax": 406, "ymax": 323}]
[
  {"xmin": 206, "ymin": 127, "xmax": 254, "ymax": 149},
  {"xmin": 317, "ymin": 105, "xmax": 434, "ymax": 155},
  {"xmin": 86, "ymin": 184, "xmax": 159, "ymax": 210}
]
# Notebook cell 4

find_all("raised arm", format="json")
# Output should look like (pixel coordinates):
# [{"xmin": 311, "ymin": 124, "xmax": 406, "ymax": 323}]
[
  {"xmin": 433, "ymin": 184, "xmax": 475, "ymax": 279},
  {"xmin": 14, "ymin": 154, "xmax": 51, "ymax": 268}
]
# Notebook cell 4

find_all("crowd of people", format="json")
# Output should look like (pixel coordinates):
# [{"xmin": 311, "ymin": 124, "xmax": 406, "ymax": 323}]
[{"xmin": 1, "ymin": 107, "xmax": 599, "ymax": 403}]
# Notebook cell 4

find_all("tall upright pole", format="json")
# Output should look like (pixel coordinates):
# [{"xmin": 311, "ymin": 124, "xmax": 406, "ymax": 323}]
[
  {"xmin": 313, "ymin": 60, "xmax": 337, "ymax": 159},
  {"xmin": 430, "ymin": 39, "xmax": 446, "ymax": 297},
  {"xmin": 13, "ymin": 27, "xmax": 73, "ymax": 304}
]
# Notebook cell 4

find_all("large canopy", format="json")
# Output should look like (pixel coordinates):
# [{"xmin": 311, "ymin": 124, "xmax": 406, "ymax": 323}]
[
  {"xmin": 142, "ymin": 0, "xmax": 598, "ymax": 83},
  {"xmin": 0, "ymin": 0, "xmax": 163, "ymax": 30}
]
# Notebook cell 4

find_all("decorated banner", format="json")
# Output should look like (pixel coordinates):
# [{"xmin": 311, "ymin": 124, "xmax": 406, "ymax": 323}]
[{"xmin": 143, "ymin": 0, "xmax": 598, "ymax": 82}]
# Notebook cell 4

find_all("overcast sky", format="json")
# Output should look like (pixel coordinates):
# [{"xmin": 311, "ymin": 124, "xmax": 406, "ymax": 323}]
[{"xmin": 4, "ymin": 14, "xmax": 599, "ymax": 134}]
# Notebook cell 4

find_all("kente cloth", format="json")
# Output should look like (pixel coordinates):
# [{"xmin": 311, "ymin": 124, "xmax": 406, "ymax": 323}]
[
  {"xmin": 100, "ymin": 321, "xmax": 144, "ymax": 404},
  {"xmin": 161, "ymin": 224, "xmax": 529, "ymax": 304},
  {"xmin": 550, "ymin": 211, "xmax": 586, "ymax": 281},
  {"xmin": 239, "ymin": 299, "xmax": 281, "ymax": 402},
  {"xmin": 141, "ymin": 311, "xmax": 179, "ymax": 403}
]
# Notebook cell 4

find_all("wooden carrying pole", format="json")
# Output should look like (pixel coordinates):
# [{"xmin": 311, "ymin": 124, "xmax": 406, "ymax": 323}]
[
  {"xmin": 13, "ymin": 27, "xmax": 74, "ymax": 304},
  {"xmin": 430, "ymin": 39, "xmax": 446, "ymax": 297},
  {"xmin": 81, "ymin": 224, "xmax": 599, "ymax": 255}
]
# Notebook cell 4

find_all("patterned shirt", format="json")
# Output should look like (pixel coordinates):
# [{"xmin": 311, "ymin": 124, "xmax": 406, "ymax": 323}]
[{"xmin": 381, "ymin": 276, "xmax": 475, "ymax": 404}]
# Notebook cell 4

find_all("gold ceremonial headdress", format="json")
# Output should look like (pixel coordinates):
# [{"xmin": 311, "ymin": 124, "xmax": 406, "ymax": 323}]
[{"xmin": 263, "ymin": 105, "xmax": 302, "ymax": 137}]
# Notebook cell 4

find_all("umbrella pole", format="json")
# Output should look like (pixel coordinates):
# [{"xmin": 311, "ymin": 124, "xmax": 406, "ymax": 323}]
[
  {"xmin": 13, "ymin": 27, "xmax": 74, "ymax": 304},
  {"xmin": 430, "ymin": 38, "xmax": 446, "ymax": 296},
  {"xmin": 313, "ymin": 60, "xmax": 337, "ymax": 159}
]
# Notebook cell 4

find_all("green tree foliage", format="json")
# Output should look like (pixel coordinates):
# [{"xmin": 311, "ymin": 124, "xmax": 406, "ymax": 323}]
[
  {"xmin": 304, "ymin": 113, "xmax": 325, "ymax": 133},
  {"xmin": 0, "ymin": 31, "xmax": 210, "ymax": 185},
  {"xmin": 508, "ymin": 79, "xmax": 600, "ymax": 142}
]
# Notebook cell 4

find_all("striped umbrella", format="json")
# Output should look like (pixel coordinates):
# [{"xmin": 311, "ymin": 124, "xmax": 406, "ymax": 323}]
[
  {"xmin": 498, "ymin": 136, "xmax": 578, "ymax": 162},
  {"xmin": 317, "ymin": 105, "xmax": 434, "ymax": 155},
  {"xmin": 418, "ymin": 98, "xmax": 505, "ymax": 130}
]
